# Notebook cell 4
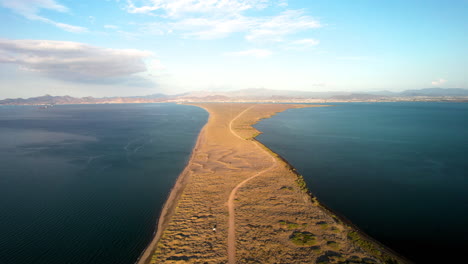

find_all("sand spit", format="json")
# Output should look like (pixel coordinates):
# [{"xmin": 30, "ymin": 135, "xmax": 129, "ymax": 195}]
[{"xmin": 138, "ymin": 103, "xmax": 407, "ymax": 264}]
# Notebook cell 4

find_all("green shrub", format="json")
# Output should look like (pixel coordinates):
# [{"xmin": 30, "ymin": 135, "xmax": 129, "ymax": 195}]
[
  {"xmin": 327, "ymin": 241, "xmax": 340, "ymax": 249},
  {"xmin": 289, "ymin": 231, "xmax": 316, "ymax": 246},
  {"xmin": 348, "ymin": 231, "xmax": 401, "ymax": 264},
  {"xmin": 287, "ymin": 223, "xmax": 300, "ymax": 229},
  {"xmin": 316, "ymin": 221, "xmax": 329, "ymax": 229},
  {"xmin": 295, "ymin": 175, "xmax": 308, "ymax": 191},
  {"xmin": 278, "ymin": 220, "xmax": 299, "ymax": 229}
]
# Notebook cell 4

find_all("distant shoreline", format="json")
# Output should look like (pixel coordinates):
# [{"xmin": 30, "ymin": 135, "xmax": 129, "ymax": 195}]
[
  {"xmin": 1, "ymin": 98, "xmax": 468, "ymax": 106},
  {"xmin": 2, "ymin": 88, "xmax": 468, "ymax": 105}
]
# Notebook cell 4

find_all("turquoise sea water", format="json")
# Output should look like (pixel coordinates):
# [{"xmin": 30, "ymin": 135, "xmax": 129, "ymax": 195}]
[
  {"xmin": 0, "ymin": 104, "xmax": 207, "ymax": 264},
  {"xmin": 255, "ymin": 102, "xmax": 468, "ymax": 263}
]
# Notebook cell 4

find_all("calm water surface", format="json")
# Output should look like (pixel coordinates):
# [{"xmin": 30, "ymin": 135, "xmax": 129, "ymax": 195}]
[
  {"xmin": 256, "ymin": 102, "xmax": 468, "ymax": 263},
  {"xmin": 0, "ymin": 103, "xmax": 207, "ymax": 264}
]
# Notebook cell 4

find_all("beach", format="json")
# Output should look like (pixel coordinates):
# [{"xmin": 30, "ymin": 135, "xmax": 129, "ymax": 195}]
[{"xmin": 138, "ymin": 103, "xmax": 405, "ymax": 264}]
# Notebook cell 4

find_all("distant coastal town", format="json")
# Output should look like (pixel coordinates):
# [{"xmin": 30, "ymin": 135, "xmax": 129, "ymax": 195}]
[{"xmin": 1, "ymin": 88, "xmax": 468, "ymax": 106}]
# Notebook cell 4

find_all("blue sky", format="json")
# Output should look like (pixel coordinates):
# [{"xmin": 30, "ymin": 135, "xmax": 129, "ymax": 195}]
[{"xmin": 0, "ymin": 0, "xmax": 466, "ymax": 98}]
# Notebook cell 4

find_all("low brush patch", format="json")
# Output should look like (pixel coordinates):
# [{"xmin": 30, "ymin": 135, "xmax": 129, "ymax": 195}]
[{"xmin": 289, "ymin": 231, "xmax": 316, "ymax": 246}]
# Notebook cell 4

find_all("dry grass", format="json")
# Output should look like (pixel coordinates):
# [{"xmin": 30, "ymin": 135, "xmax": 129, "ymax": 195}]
[{"xmin": 138, "ymin": 103, "xmax": 402, "ymax": 264}]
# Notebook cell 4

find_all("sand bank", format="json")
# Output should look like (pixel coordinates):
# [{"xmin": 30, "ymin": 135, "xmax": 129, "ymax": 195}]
[{"xmin": 138, "ymin": 103, "xmax": 407, "ymax": 264}]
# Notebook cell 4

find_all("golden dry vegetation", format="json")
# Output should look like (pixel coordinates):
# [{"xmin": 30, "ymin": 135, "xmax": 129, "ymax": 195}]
[{"xmin": 138, "ymin": 103, "xmax": 404, "ymax": 264}]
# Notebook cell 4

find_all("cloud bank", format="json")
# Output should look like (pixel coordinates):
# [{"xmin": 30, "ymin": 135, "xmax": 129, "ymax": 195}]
[{"xmin": 0, "ymin": 39, "xmax": 153, "ymax": 82}]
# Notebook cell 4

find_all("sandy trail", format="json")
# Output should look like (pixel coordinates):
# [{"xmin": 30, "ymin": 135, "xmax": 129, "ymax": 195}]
[
  {"xmin": 228, "ymin": 105, "xmax": 253, "ymax": 140},
  {"xmin": 227, "ymin": 105, "xmax": 278, "ymax": 264}
]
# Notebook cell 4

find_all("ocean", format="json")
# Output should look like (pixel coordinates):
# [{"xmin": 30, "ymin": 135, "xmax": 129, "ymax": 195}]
[
  {"xmin": 2, "ymin": 102, "xmax": 466, "ymax": 263},
  {"xmin": 255, "ymin": 102, "xmax": 468, "ymax": 263},
  {"xmin": 0, "ymin": 103, "xmax": 207, "ymax": 264}
]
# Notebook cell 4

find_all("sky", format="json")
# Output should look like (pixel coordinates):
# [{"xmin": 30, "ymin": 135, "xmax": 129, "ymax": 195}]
[{"xmin": 0, "ymin": 0, "xmax": 467, "ymax": 99}]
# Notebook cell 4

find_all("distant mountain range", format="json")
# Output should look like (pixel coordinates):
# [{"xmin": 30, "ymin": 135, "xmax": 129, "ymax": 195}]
[
  {"xmin": 1, "ymin": 88, "xmax": 468, "ymax": 105},
  {"xmin": 175, "ymin": 88, "xmax": 468, "ymax": 98},
  {"xmin": 0, "ymin": 94, "xmax": 172, "ymax": 105},
  {"xmin": 371, "ymin": 88, "xmax": 468, "ymax": 97}
]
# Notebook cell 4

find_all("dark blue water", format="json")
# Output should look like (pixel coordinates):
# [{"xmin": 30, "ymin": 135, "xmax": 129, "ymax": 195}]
[
  {"xmin": 0, "ymin": 104, "xmax": 207, "ymax": 264},
  {"xmin": 255, "ymin": 102, "xmax": 468, "ymax": 263}
]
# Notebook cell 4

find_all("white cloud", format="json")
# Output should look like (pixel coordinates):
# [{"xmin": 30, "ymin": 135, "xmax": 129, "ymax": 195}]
[
  {"xmin": 104, "ymin": 24, "xmax": 119, "ymax": 29},
  {"xmin": 431, "ymin": 78, "xmax": 447, "ymax": 86},
  {"xmin": 171, "ymin": 16, "xmax": 253, "ymax": 39},
  {"xmin": 246, "ymin": 10, "xmax": 321, "ymax": 42},
  {"xmin": 126, "ymin": 0, "xmax": 270, "ymax": 17},
  {"xmin": 225, "ymin": 49, "xmax": 272, "ymax": 58},
  {"xmin": 285, "ymin": 38, "xmax": 319, "ymax": 50},
  {"xmin": 126, "ymin": 1, "xmax": 321, "ymax": 42},
  {"xmin": 0, "ymin": 39, "xmax": 153, "ymax": 82},
  {"xmin": 291, "ymin": 38, "xmax": 319, "ymax": 46},
  {"xmin": 0, "ymin": 0, "xmax": 88, "ymax": 33},
  {"xmin": 277, "ymin": 0, "xmax": 288, "ymax": 7},
  {"xmin": 52, "ymin": 21, "xmax": 88, "ymax": 33},
  {"xmin": 0, "ymin": 0, "xmax": 68, "ymax": 16},
  {"xmin": 141, "ymin": 11, "xmax": 321, "ymax": 42}
]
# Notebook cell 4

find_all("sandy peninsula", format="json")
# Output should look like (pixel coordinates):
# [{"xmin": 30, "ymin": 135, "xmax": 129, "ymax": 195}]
[{"xmin": 137, "ymin": 103, "xmax": 407, "ymax": 264}]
